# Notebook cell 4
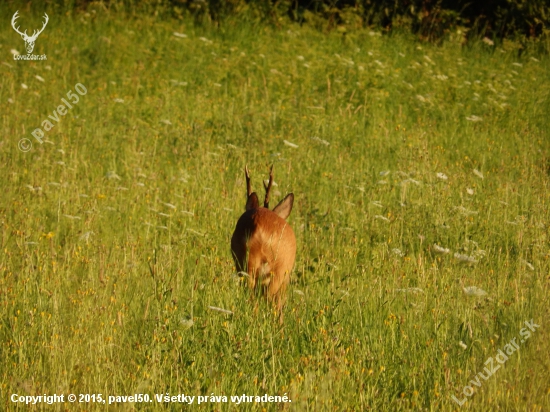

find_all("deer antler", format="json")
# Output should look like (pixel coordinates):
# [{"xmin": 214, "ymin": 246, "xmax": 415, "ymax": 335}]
[
  {"xmin": 263, "ymin": 165, "xmax": 274, "ymax": 208},
  {"xmin": 245, "ymin": 165, "xmax": 252, "ymax": 198},
  {"xmin": 11, "ymin": 11, "xmax": 49, "ymax": 41},
  {"xmin": 30, "ymin": 13, "xmax": 49, "ymax": 40},
  {"xmin": 11, "ymin": 11, "xmax": 27, "ymax": 37}
]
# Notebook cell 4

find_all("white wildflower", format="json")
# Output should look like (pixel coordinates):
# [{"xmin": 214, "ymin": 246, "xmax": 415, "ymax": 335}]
[
  {"xmin": 208, "ymin": 306, "xmax": 233, "ymax": 315},
  {"xmin": 473, "ymin": 169, "xmax": 484, "ymax": 179},
  {"xmin": 187, "ymin": 229, "xmax": 205, "ymax": 236},
  {"xmin": 79, "ymin": 231, "xmax": 94, "ymax": 242},
  {"xmin": 474, "ymin": 250, "xmax": 486, "ymax": 260},
  {"xmin": 522, "ymin": 260, "xmax": 534, "ymax": 271},
  {"xmin": 466, "ymin": 115, "xmax": 483, "ymax": 122},
  {"xmin": 180, "ymin": 317, "xmax": 194, "ymax": 328},
  {"xmin": 462, "ymin": 286, "xmax": 487, "ymax": 296},
  {"xmin": 106, "ymin": 171, "xmax": 122, "ymax": 180},
  {"xmin": 310, "ymin": 136, "xmax": 330, "ymax": 146},
  {"xmin": 432, "ymin": 244, "xmax": 450, "ymax": 254},
  {"xmin": 401, "ymin": 178, "xmax": 421, "ymax": 186},
  {"xmin": 283, "ymin": 140, "xmax": 298, "ymax": 148},
  {"xmin": 392, "ymin": 248, "xmax": 404, "ymax": 257},
  {"xmin": 170, "ymin": 79, "xmax": 187, "ymax": 86},
  {"xmin": 25, "ymin": 185, "xmax": 42, "ymax": 192},
  {"xmin": 454, "ymin": 206, "xmax": 478, "ymax": 216},
  {"xmin": 455, "ymin": 253, "xmax": 478, "ymax": 265}
]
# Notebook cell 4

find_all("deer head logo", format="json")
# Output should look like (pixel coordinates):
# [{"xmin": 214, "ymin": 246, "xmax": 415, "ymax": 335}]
[{"xmin": 11, "ymin": 11, "xmax": 49, "ymax": 54}]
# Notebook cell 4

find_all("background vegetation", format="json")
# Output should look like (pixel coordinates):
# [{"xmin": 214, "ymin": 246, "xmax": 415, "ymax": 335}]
[
  {"xmin": 38, "ymin": 0, "xmax": 550, "ymax": 43},
  {"xmin": 1, "ymin": 0, "xmax": 549, "ymax": 410}
]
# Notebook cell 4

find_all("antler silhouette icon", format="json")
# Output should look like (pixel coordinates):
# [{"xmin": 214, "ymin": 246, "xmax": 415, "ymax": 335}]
[{"xmin": 11, "ymin": 11, "xmax": 49, "ymax": 54}]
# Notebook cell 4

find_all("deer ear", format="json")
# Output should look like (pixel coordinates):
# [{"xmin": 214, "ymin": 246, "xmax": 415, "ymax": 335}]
[
  {"xmin": 245, "ymin": 192, "xmax": 259, "ymax": 211},
  {"xmin": 272, "ymin": 193, "xmax": 294, "ymax": 220}
]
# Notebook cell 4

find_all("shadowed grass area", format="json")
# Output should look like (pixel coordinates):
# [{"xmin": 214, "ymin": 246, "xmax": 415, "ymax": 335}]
[{"xmin": 1, "ymin": 3, "xmax": 549, "ymax": 411}]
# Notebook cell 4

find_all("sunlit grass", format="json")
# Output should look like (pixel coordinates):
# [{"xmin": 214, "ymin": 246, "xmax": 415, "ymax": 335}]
[{"xmin": 1, "ymin": 3, "xmax": 549, "ymax": 411}]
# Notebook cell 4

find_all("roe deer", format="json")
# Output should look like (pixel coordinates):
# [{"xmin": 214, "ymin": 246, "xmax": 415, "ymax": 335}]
[{"xmin": 231, "ymin": 165, "xmax": 296, "ymax": 322}]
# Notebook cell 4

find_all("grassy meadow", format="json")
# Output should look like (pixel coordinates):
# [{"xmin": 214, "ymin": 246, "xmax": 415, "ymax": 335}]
[{"xmin": 1, "ymin": 3, "xmax": 549, "ymax": 411}]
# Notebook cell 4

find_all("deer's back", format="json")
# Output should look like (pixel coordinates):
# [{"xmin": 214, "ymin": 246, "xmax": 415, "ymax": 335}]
[{"xmin": 231, "ymin": 207, "xmax": 296, "ymax": 282}]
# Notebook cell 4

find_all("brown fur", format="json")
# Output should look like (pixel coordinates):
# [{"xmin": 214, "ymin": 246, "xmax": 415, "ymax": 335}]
[{"xmin": 231, "ymin": 167, "xmax": 296, "ymax": 322}]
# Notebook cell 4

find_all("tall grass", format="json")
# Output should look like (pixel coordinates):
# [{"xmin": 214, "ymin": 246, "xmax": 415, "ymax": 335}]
[{"xmin": 1, "ymin": 3, "xmax": 549, "ymax": 410}]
